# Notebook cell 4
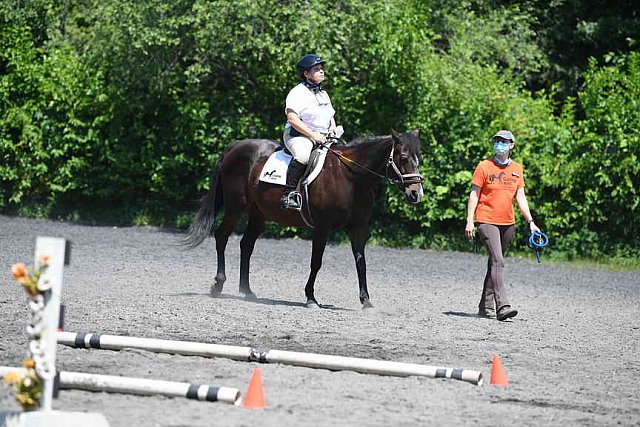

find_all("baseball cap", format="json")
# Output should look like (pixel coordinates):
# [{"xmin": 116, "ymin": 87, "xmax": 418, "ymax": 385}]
[{"xmin": 491, "ymin": 130, "xmax": 515, "ymax": 142}]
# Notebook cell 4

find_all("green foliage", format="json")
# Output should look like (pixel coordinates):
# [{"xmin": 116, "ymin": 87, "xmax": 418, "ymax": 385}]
[
  {"xmin": 0, "ymin": 2, "xmax": 108, "ymax": 212},
  {"xmin": 547, "ymin": 53, "xmax": 639, "ymax": 258},
  {"xmin": 0, "ymin": 0, "xmax": 638, "ymax": 265},
  {"xmin": 427, "ymin": 0, "xmax": 547, "ymax": 81},
  {"xmin": 522, "ymin": 0, "xmax": 640, "ymax": 97}
]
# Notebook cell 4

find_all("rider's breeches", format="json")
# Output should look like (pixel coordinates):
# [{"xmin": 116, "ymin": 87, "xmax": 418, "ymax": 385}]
[{"xmin": 283, "ymin": 128, "xmax": 313, "ymax": 165}]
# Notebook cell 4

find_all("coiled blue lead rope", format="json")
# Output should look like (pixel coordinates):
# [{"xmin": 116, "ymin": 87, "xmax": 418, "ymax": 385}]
[{"xmin": 527, "ymin": 231, "xmax": 549, "ymax": 264}]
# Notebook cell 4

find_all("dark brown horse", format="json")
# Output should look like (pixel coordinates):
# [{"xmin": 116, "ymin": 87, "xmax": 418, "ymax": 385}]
[{"xmin": 183, "ymin": 129, "xmax": 424, "ymax": 309}]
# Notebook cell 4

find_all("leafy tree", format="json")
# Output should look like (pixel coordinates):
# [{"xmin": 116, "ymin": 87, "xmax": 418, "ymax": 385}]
[{"xmin": 0, "ymin": 0, "xmax": 637, "ymax": 262}]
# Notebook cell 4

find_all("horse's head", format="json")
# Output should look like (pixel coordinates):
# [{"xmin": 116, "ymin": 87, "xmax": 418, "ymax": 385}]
[{"xmin": 389, "ymin": 129, "xmax": 424, "ymax": 204}]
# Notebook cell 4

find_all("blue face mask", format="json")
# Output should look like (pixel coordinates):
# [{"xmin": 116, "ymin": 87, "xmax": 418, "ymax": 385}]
[{"xmin": 493, "ymin": 142, "xmax": 511, "ymax": 155}]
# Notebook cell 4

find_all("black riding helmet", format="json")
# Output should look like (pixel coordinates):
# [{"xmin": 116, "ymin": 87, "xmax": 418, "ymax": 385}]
[{"xmin": 297, "ymin": 54, "xmax": 325, "ymax": 71}]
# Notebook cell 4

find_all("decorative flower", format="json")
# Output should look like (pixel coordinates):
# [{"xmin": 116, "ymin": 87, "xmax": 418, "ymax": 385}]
[
  {"xmin": 1, "ymin": 368, "xmax": 42, "ymax": 410},
  {"xmin": 11, "ymin": 263, "xmax": 29, "ymax": 285},
  {"xmin": 10, "ymin": 262, "xmax": 49, "ymax": 297},
  {"xmin": 5, "ymin": 260, "xmax": 50, "ymax": 410},
  {"xmin": 37, "ymin": 279, "xmax": 51, "ymax": 292},
  {"xmin": 3, "ymin": 371, "xmax": 22, "ymax": 385},
  {"xmin": 16, "ymin": 390, "xmax": 40, "ymax": 410}
]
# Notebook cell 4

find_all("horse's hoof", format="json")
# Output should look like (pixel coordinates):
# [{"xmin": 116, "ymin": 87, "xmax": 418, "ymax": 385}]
[
  {"xmin": 362, "ymin": 300, "xmax": 375, "ymax": 311},
  {"xmin": 210, "ymin": 283, "xmax": 224, "ymax": 297},
  {"xmin": 306, "ymin": 299, "xmax": 320, "ymax": 309},
  {"xmin": 244, "ymin": 292, "xmax": 258, "ymax": 302}
]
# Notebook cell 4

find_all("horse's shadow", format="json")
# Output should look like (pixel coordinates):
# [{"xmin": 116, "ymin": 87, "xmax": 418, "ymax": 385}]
[{"xmin": 172, "ymin": 292, "xmax": 353, "ymax": 312}]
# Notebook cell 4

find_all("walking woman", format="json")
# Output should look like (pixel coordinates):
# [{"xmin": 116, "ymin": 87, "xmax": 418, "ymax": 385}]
[
  {"xmin": 465, "ymin": 130, "xmax": 540, "ymax": 321},
  {"xmin": 280, "ymin": 53, "xmax": 337, "ymax": 210}
]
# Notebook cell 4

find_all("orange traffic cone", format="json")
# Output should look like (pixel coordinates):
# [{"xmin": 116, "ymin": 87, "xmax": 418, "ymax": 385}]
[
  {"xmin": 490, "ymin": 355, "xmax": 509, "ymax": 386},
  {"xmin": 242, "ymin": 368, "xmax": 265, "ymax": 409}
]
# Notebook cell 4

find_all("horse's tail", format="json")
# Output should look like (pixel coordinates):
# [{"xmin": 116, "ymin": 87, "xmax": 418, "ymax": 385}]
[{"xmin": 182, "ymin": 159, "xmax": 224, "ymax": 249}]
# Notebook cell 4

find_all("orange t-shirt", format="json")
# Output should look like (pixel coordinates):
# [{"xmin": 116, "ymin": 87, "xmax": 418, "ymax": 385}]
[{"xmin": 471, "ymin": 158, "xmax": 525, "ymax": 225}]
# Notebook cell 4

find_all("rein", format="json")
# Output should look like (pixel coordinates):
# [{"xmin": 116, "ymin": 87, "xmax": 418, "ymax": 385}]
[{"xmin": 322, "ymin": 137, "xmax": 422, "ymax": 187}]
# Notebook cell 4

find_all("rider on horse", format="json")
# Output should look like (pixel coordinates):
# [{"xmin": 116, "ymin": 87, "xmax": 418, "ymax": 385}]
[{"xmin": 280, "ymin": 53, "xmax": 338, "ymax": 210}]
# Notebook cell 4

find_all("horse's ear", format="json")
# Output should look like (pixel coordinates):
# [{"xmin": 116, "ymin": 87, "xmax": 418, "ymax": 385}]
[
  {"xmin": 391, "ymin": 128, "xmax": 401, "ymax": 142},
  {"xmin": 411, "ymin": 128, "xmax": 420, "ymax": 139}
]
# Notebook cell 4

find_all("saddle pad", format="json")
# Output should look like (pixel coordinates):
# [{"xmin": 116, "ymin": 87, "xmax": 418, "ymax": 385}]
[{"xmin": 258, "ymin": 144, "xmax": 331, "ymax": 186}]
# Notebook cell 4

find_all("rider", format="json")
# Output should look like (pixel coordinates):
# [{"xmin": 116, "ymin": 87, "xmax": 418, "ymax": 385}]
[{"xmin": 280, "ymin": 53, "xmax": 337, "ymax": 210}]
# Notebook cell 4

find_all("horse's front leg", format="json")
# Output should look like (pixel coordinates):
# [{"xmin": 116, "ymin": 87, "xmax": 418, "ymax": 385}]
[
  {"xmin": 239, "ymin": 213, "xmax": 266, "ymax": 301},
  {"xmin": 305, "ymin": 227, "xmax": 331, "ymax": 308},
  {"xmin": 347, "ymin": 225, "xmax": 373, "ymax": 309}
]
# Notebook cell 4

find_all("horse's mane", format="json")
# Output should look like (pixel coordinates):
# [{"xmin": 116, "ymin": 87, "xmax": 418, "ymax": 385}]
[
  {"xmin": 345, "ymin": 132, "xmax": 420, "ymax": 155},
  {"xmin": 348, "ymin": 135, "xmax": 390, "ymax": 146}
]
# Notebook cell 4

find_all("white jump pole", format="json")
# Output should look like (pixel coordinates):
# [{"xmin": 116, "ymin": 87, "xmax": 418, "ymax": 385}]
[
  {"xmin": 57, "ymin": 332, "xmax": 483, "ymax": 385},
  {"xmin": 0, "ymin": 367, "xmax": 241, "ymax": 406}
]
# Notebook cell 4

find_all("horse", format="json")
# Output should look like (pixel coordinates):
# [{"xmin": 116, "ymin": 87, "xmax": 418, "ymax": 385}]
[{"xmin": 183, "ymin": 129, "xmax": 424, "ymax": 309}]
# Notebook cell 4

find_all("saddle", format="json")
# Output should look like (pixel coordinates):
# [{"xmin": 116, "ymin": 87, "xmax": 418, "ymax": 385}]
[
  {"xmin": 258, "ymin": 142, "xmax": 334, "ymax": 186},
  {"xmin": 259, "ymin": 141, "xmax": 342, "ymax": 228}
]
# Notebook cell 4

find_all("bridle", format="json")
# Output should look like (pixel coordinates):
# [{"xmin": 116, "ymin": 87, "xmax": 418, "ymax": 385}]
[
  {"xmin": 386, "ymin": 142, "xmax": 423, "ymax": 187},
  {"xmin": 323, "ymin": 137, "xmax": 423, "ymax": 188}
]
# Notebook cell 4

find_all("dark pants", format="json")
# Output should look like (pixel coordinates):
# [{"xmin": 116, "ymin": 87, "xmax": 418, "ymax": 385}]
[{"xmin": 477, "ymin": 223, "xmax": 516, "ymax": 311}]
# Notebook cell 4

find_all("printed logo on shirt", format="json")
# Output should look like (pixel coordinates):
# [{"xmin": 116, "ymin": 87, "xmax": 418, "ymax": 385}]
[
  {"xmin": 489, "ymin": 172, "xmax": 506, "ymax": 183},
  {"xmin": 489, "ymin": 171, "xmax": 518, "ymax": 186}
]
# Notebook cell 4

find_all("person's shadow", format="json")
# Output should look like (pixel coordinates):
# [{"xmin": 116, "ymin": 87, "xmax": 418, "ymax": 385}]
[
  {"xmin": 442, "ymin": 310, "xmax": 483, "ymax": 318},
  {"xmin": 442, "ymin": 311, "xmax": 517, "ymax": 321}
]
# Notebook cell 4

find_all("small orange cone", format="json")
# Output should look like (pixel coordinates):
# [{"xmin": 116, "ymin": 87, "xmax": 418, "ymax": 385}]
[
  {"xmin": 490, "ymin": 355, "xmax": 509, "ymax": 386},
  {"xmin": 242, "ymin": 368, "xmax": 265, "ymax": 409}
]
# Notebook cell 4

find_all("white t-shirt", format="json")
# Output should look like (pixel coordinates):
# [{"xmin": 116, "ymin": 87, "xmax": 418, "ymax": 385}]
[{"xmin": 285, "ymin": 83, "xmax": 335, "ymax": 133}]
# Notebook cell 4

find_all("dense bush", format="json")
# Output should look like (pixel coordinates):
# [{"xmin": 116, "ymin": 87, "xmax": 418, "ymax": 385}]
[
  {"xmin": 544, "ymin": 53, "xmax": 640, "ymax": 260},
  {"xmin": 0, "ymin": 0, "xmax": 638, "ymax": 263}
]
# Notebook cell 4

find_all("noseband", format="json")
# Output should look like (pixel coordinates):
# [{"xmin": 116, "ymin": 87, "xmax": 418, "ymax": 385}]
[{"xmin": 324, "ymin": 137, "xmax": 423, "ymax": 188}]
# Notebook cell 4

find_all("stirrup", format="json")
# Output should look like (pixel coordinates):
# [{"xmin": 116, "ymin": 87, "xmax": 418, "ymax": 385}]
[{"xmin": 280, "ymin": 191, "xmax": 302, "ymax": 211}]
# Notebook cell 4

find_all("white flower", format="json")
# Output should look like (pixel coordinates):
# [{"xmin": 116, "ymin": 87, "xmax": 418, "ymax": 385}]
[
  {"xmin": 29, "ymin": 340, "xmax": 44, "ymax": 355},
  {"xmin": 37, "ymin": 279, "xmax": 52, "ymax": 292},
  {"xmin": 28, "ymin": 298, "xmax": 45, "ymax": 312},
  {"xmin": 25, "ymin": 323, "xmax": 43, "ymax": 337}
]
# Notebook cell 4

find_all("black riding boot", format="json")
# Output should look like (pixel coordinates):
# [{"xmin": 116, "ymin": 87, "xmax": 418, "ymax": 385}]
[{"xmin": 280, "ymin": 159, "xmax": 306, "ymax": 210}]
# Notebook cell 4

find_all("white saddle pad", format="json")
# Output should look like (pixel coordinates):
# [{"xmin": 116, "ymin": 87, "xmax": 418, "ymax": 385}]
[{"xmin": 258, "ymin": 143, "xmax": 332, "ymax": 186}]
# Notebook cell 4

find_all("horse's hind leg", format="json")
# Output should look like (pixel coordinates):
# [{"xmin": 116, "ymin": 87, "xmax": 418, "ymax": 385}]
[
  {"xmin": 211, "ymin": 211, "xmax": 243, "ymax": 297},
  {"xmin": 239, "ymin": 210, "xmax": 266, "ymax": 300},
  {"xmin": 304, "ymin": 227, "xmax": 331, "ymax": 308}
]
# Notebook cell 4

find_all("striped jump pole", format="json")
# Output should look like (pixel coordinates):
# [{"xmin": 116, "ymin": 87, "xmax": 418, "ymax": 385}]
[
  {"xmin": 0, "ymin": 367, "xmax": 241, "ymax": 405},
  {"xmin": 57, "ymin": 331, "xmax": 483, "ymax": 385}
]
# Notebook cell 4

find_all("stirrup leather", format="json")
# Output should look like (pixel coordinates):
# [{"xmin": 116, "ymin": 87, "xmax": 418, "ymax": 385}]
[{"xmin": 281, "ymin": 191, "xmax": 302, "ymax": 211}]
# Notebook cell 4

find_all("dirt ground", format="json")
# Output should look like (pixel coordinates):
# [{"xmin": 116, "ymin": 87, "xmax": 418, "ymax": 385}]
[{"xmin": 1, "ymin": 215, "xmax": 639, "ymax": 426}]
